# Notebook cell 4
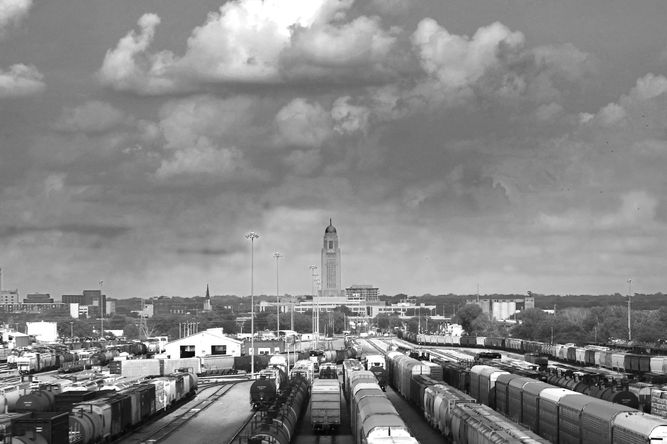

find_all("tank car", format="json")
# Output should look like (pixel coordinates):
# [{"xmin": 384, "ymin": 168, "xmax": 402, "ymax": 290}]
[
  {"xmin": 249, "ymin": 375, "xmax": 277, "ymax": 410},
  {"xmin": 248, "ymin": 376, "xmax": 309, "ymax": 444},
  {"xmin": 14, "ymin": 390, "xmax": 56, "ymax": 412}
]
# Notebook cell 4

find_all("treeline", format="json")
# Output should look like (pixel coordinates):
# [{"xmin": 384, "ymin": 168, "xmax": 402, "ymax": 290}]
[{"xmin": 447, "ymin": 304, "xmax": 667, "ymax": 345}]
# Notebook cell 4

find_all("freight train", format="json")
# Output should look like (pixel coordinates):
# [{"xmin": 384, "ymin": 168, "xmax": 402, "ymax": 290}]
[
  {"xmin": 347, "ymin": 369, "xmax": 419, "ymax": 444},
  {"xmin": 1, "ymin": 371, "xmax": 197, "ymax": 444},
  {"xmin": 316, "ymin": 343, "xmax": 363, "ymax": 364},
  {"xmin": 247, "ymin": 375, "xmax": 310, "ymax": 444},
  {"xmin": 387, "ymin": 346, "xmax": 667, "ymax": 444},
  {"xmin": 249, "ymin": 365, "xmax": 288, "ymax": 410},
  {"xmin": 8, "ymin": 342, "xmax": 154, "ymax": 374},
  {"xmin": 363, "ymin": 354, "xmax": 387, "ymax": 391},
  {"xmin": 401, "ymin": 331, "xmax": 667, "ymax": 377}
]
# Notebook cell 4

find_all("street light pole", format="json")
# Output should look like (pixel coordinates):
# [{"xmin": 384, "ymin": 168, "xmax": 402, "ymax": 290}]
[
  {"xmin": 309, "ymin": 265, "xmax": 318, "ymax": 344},
  {"xmin": 246, "ymin": 232, "xmax": 260, "ymax": 377},
  {"xmin": 99, "ymin": 280, "xmax": 104, "ymax": 340},
  {"xmin": 274, "ymin": 252, "xmax": 282, "ymax": 335},
  {"xmin": 627, "ymin": 278, "xmax": 632, "ymax": 341}
]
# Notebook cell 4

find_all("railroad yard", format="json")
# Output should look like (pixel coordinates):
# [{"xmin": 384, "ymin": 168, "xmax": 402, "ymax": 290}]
[{"xmin": 3, "ymin": 334, "xmax": 667, "ymax": 443}]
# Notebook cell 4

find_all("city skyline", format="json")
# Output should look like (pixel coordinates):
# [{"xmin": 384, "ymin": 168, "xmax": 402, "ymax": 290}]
[{"xmin": 2, "ymin": 1, "xmax": 667, "ymax": 298}]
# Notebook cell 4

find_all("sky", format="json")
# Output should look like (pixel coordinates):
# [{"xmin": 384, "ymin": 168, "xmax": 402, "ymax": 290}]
[{"xmin": 1, "ymin": 0, "xmax": 667, "ymax": 299}]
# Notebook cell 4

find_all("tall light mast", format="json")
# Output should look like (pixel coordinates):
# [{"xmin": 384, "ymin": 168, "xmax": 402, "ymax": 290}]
[
  {"xmin": 274, "ymin": 252, "xmax": 282, "ymax": 334},
  {"xmin": 245, "ymin": 231, "xmax": 260, "ymax": 376}
]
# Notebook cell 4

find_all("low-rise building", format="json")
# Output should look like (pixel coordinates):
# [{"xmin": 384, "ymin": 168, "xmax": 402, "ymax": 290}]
[
  {"xmin": 24, "ymin": 293, "xmax": 53, "ymax": 303},
  {"xmin": 163, "ymin": 328, "xmax": 242, "ymax": 359},
  {"xmin": 26, "ymin": 321, "xmax": 58, "ymax": 342},
  {"xmin": 0, "ymin": 290, "xmax": 20, "ymax": 304}
]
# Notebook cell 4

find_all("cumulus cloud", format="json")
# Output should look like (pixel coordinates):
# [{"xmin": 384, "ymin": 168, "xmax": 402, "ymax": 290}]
[
  {"xmin": 97, "ymin": 14, "xmax": 178, "ymax": 95},
  {"xmin": 0, "ymin": 64, "xmax": 44, "ymax": 97},
  {"xmin": 332, "ymin": 96, "xmax": 370, "ymax": 134},
  {"xmin": 412, "ymin": 19, "xmax": 525, "ymax": 90},
  {"xmin": 98, "ymin": 0, "xmax": 403, "ymax": 94},
  {"xmin": 283, "ymin": 149, "xmax": 322, "ymax": 176},
  {"xmin": 0, "ymin": 1, "xmax": 44, "ymax": 98},
  {"xmin": 54, "ymin": 101, "xmax": 126, "ymax": 133},
  {"xmin": 280, "ymin": 14, "xmax": 400, "ymax": 81},
  {"xmin": 0, "ymin": 0, "xmax": 32, "ymax": 37},
  {"xmin": 274, "ymin": 98, "xmax": 333, "ymax": 147},
  {"xmin": 585, "ymin": 73, "xmax": 667, "ymax": 132},
  {"xmin": 154, "ymin": 138, "xmax": 266, "ymax": 184},
  {"xmin": 158, "ymin": 94, "xmax": 268, "ymax": 151}
]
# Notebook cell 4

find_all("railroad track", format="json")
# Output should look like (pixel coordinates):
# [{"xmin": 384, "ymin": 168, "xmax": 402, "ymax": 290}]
[
  {"xmin": 227, "ymin": 411, "xmax": 260, "ymax": 443},
  {"xmin": 118, "ymin": 382, "xmax": 242, "ymax": 444}
]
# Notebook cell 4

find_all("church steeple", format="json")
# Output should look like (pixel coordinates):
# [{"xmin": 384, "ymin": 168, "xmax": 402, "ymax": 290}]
[{"xmin": 203, "ymin": 284, "xmax": 212, "ymax": 311}]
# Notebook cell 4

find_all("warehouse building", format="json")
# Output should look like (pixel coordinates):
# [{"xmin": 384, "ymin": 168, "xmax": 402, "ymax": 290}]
[{"xmin": 163, "ymin": 328, "xmax": 242, "ymax": 359}]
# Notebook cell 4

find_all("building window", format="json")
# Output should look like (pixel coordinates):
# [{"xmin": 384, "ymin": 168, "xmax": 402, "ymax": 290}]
[
  {"xmin": 328, "ymin": 241, "xmax": 333, "ymax": 249},
  {"xmin": 211, "ymin": 345, "xmax": 227, "ymax": 355}
]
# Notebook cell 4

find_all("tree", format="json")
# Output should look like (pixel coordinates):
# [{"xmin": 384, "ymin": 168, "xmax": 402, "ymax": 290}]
[
  {"xmin": 511, "ymin": 308, "xmax": 550, "ymax": 341},
  {"xmin": 376, "ymin": 314, "xmax": 391, "ymax": 331},
  {"xmin": 123, "ymin": 323, "xmax": 140, "ymax": 339},
  {"xmin": 452, "ymin": 304, "xmax": 484, "ymax": 335},
  {"xmin": 57, "ymin": 319, "xmax": 95, "ymax": 339}
]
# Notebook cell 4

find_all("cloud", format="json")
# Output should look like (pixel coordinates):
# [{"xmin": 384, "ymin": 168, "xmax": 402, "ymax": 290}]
[
  {"xmin": 0, "ymin": 0, "xmax": 32, "ymax": 37},
  {"xmin": 54, "ymin": 101, "xmax": 126, "ymax": 133},
  {"xmin": 0, "ymin": 1, "xmax": 44, "ymax": 98},
  {"xmin": 154, "ymin": 138, "xmax": 267, "ymax": 184},
  {"xmin": 158, "ymin": 95, "xmax": 267, "ymax": 151},
  {"xmin": 412, "ymin": 19, "xmax": 525, "ymax": 90},
  {"xmin": 0, "ymin": 64, "xmax": 44, "ymax": 97},
  {"xmin": 175, "ymin": 246, "xmax": 234, "ymax": 256},
  {"xmin": 332, "ymin": 96, "xmax": 370, "ymax": 134},
  {"xmin": 98, "ymin": 14, "xmax": 179, "ymax": 95},
  {"xmin": 98, "ymin": 0, "xmax": 404, "ymax": 94},
  {"xmin": 283, "ymin": 149, "xmax": 322, "ymax": 176},
  {"xmin": 537, "ymin": 191, "xmax": 659, "ymax": 232},
  {"xmin": 279, "ymin": 14, "xmax": 400, "ymax": 81},
  {"xmin": 0, "ymin": 224, "xmax": 129, "ymax": 241},
  {"xmin": 274, "ymin": 98, "xmax": 333, "ymax": 147}
]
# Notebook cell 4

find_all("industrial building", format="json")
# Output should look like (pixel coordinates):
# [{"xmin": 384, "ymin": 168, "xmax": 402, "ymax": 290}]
[
  {"xmin": 466, "ymin": 295, "xmax": 535, "ymax": 321},
  {"xmin": 163, "ymin": 328, "xmax": 242, "ymax": 359}
]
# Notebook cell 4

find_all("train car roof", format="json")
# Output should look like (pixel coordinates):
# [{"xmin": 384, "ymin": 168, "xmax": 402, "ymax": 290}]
[
  {"xmin": 613, "ymin": 412, "xmax": 667, "ymax": 438},
  {"xmin": 559, "ymin": 393, "xmax": 597, "ymax": 411},
  {"xmin": 539, "ymin": 387, "xmax": 580, "ymax": 403},
  {"xmin": 581, "ymin": 398, "xmax": 636, "ymax": 421}
]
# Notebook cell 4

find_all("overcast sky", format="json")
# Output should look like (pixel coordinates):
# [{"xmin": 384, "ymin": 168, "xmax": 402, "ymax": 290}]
[{"xmin": 2, "ymin": 0, "xmax": 667, "ymax": 299}]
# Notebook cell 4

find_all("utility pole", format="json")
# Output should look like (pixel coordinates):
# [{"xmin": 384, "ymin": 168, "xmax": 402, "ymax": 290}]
[
  {"xmin": 627, "ymin": 278, "xmax": 633, "ymax": 341},
  {"xmin": 99, "ymin": 280, "xmax": 104, "ymax": 340},
  {"xmin": 274, "ymin": 252, "xmax": 282, "ymax": 334},
  {"xmin": 309, "ymin": 265, "xmax": 318, "ymax": 344},
  {"xmin": 551, "ymin": 304, "xmax": 556, "ymax": 345}
]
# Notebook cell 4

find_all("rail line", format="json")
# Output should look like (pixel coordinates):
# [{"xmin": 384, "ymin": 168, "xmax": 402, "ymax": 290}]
[
  {"xmin": 227, "ymin": 411, "xmax": 260, "ymax": 444},
  {"xmin": 118, "ymin": 381, "xmax": 242, "ymax": 444}
]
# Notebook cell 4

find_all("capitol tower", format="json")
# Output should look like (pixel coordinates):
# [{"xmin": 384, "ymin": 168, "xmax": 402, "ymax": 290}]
[{"xmin": 320, "ymin": 219, "xmax": 342, "ymax": 297}]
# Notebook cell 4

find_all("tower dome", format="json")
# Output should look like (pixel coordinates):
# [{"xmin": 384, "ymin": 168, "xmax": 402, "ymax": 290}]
[{"xmin": 325, "ymin": 218, "xmax": 336, "ymax": 234}]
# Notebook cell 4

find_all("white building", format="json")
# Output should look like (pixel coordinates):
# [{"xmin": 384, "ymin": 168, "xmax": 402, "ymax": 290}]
[
  {"xmin": 26, "ymin": 321, "xmax": 58, "ymax": 342},
  {"xmin": 163, "ymin": 328, "xmax": 242, "ymax": 359}
]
